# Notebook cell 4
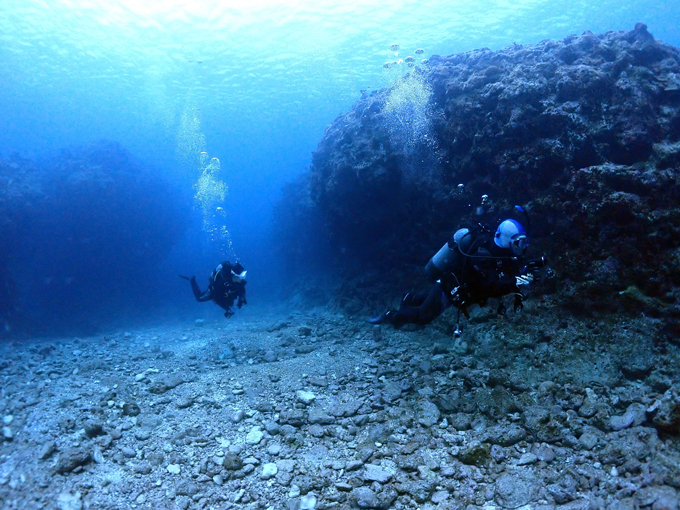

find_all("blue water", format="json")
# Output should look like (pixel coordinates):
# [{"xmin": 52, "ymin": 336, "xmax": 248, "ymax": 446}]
[{"xmin": 1, "ymin": 0, "xmax": 678, "ymax": 334}]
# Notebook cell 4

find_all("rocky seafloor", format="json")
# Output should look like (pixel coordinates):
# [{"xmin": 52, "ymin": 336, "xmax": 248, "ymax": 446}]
[{"xmin": 1, "ymin": 300, "xmax": 679, "ymax": 510}]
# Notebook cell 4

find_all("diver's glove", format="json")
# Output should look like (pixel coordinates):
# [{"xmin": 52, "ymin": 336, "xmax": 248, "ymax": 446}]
[
  {"xmin": 224, "ymin": 308, "xmax": 234, "ymax": 319},
  {"xmin": 513, "ymin": 293, "xmax": 524, "ymax": 313},
  {"xmin": 516, "ymin": 274, "xmax": 534, "ymax": 286},
  {"xmin": 237, "ymin": 297, "xmax": 245, "ymax": 309}
]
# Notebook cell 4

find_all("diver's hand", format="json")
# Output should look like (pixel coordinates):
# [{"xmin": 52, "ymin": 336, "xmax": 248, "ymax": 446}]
[
  {"xmin": 516, "ymin": 274, "xmax": 534, "ymax": 286},
  {"xmin": 224, "ymin": 309, "xmax": 234, "ymax": 319},
  {"xmin": 513, "ymin": 293, "xmax": 524, "ymax": 313},
  {"xmin": 179, "ymin": 275, "xmax": 192, "ymax": 281}
]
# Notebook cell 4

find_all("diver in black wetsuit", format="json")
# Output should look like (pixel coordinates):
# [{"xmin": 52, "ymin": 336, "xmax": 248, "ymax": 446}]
[
  {"xmin": 369, "ymin": 216, "xmax": 545, "ymax": 330},
  {"xmin": 181, "ymin": 261, "xmax": 247, "ymax": 318}
]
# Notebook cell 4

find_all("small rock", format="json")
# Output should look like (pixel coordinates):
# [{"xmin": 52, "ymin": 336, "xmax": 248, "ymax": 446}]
[
  {"xmin": 120, "ymin": 446, "xmax": 136, "ymax": 458},
  {"xmin": 39, "ymin": 440, "xmax": 57, "ymax": 460},
  {"xmin": 230, "ymin": 410, "xmax": 245, "ymax": 423},
  {"xmin": 564, "ymin": 434, "xmax": 579, "ymax": 447},
  {"xmin": 611, "ymin": 402, "xmax": 647, "ymax": 431},
  {"xmin": 57, "ymin": 492, "xmax": 83, "ymax": 510},
  {"xmin": 579, "ymin": 432, "xmax": 598, "ymax": 450},
  {"xmin": 651, "ymin": 388, "xmax": 680, "ymax": 433},
  {"xmin": 223, "ymin": 454, "xmax": 243, "ymax": 470},
  {"xmin": 309, "ymin": 376, "xmax": 328, "ymax": 387},
  {"xmin": 307, "ymin": 409, "xmax": 335, "ymax": 425},
  {"xmin": 518, "ymin": 453, "xmax": 538, "ymax": 465},
  {"xmin": 2, "ymin": 427, "xmax": 13, "ymax": 440},
  {"xmin": 362, "ymin": 464, "xmax": 392, "ymax": 483},
  {"xmin": 638, "ymin": 485, "xmax": 679, "ymax": 510},
  {"xmin": 122, "ymin": 403, "xmax": 141, "ymax": 417},
  {"xmin": 147, "ymin": 451, "xmax": 164, "ymax": 466},
  {"xmin": 534, "ymin": 444, "xmax": 555, "ymax": 462},
  {"xmin": 620, "ymin": 358, "xmax": 652, "ymax": 380},
  {"xmin": 432, "ymin": 490, "xmax": 450, "ymax": 504},
  {"xmin": 195, "ymin": 319, "xmax": 205, "ymax": 327},
  {"xmin": 277, "ymin": 459, "xmax": 296, "ymax": 472},
  {"xmin": 610, "ymin": 411, "xmax": 636, "ymax": 431},
  {"xmin": 148, "ymin": 375, "xmax": 184, "ymax": 395},
  {"xmin": 56, "ymin": 448, "xmax": 91, "ymax": 474},
  {"xmin": 327, "ymin": 400, "xmax": 363, "ymax": 417},
  {"xmin": 167, "ymin": 464, "xmax": 181, "ymax": 474},
  {"xmin": 308, "ymin": 424, "xmax": 325, "ymax": 437},
  {"xmin": 352, "ymin": 487, "xmax": 380, "ymax": 508},
  {"xmin": 578, "ymin": 388, "xmax": 601, "ymax": 418},
  {"xmin": 495, "ymin": 471, "xmax": 538, "ymax": 508},
  {"xmin": 134, "ymin": 429, "xmax": 151, "ymax": 441},
  {"xmin": 538, "ymin": 381, "xmax": 556, "ymax": 394},
  {"xmin": 296, "ymin": 390, "xmax": 316, "ymax": 405},
  {"xmin": 84, "ymin": 420, "xmax": 104, "ymax": 438},
  {"xmin": 300, "ymin": 494, "xmax": 317, "ymax": 509},
  {"xmin": 176, "ymin": 396, "xmax": 194, "ymax": 409},
  {"xmin": 246, "ymin": 427, "xmax": 264, "ymax": 445},
  {"xmin": 261, "ymin": 463, "xmax": 278, "ymax": 479},
  {"xmin": 346, "ymin": 460, "xmax": 363, "ymax": 471},
  {"xmin": 93, "ymin": 447, "xmax": 104, "ymax": 464},
  {"xmin": 134, "ymin": 462, "xmax": 152, "ymax": 475},
  {"xmin": 459, "ymin": 441, "xmax": 491, "ymax": 466},
  {"xmin": 490, "ymin": 444, "xmax": 506, "ymax": 462},
  {"xmin": 417, "ymin": 400, "xmax": 441, "ymax": 428}
]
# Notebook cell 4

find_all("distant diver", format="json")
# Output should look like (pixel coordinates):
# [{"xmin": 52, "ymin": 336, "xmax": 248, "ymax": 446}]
[
  {"xmin": 368, "ymin": 209, "xmax": 549, "ymax": 334},
  {"xmin": 181, "ymin": 261, "xmax": 247, "ymax": 318}
]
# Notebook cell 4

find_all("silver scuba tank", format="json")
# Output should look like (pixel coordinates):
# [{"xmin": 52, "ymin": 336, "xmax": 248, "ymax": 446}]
[{"xmin": 424, "ymin": 228, "xmax": 470, "ymax": 280}]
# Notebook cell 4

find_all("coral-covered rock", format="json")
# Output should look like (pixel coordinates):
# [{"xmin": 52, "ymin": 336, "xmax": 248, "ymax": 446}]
[
  {"xmin": 305, "ymin": 24, "xmax": 680, "ymax": 317},
  {"xmin": 651, "ymin": 387, "xmax": 680, "ymax": 434}
]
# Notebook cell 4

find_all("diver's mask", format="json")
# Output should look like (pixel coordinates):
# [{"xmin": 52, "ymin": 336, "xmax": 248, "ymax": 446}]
[{"xmin": 231, "ymin": 269, "xmax": 247, "ymax": 282}]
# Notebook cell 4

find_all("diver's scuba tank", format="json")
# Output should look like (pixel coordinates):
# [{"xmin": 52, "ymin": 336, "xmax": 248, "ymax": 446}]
[{"xmin": 424, "ymin": 228, "xmax": 471, "ymax": 280}]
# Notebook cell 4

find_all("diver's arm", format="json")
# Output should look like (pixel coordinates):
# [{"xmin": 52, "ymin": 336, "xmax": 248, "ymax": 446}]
[{"xmin": 237, "ymin": 284, "xmax": 247, "ymax": 307}]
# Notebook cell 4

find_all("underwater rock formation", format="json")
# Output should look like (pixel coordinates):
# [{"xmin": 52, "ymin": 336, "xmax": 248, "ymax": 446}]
[
  {"xmin": 0, "ymin": 142, "xmax": 190, "ymax": 335},
  {"xmin": 308, "ymin": 24, "xmax": 680, "ymax": 320}
]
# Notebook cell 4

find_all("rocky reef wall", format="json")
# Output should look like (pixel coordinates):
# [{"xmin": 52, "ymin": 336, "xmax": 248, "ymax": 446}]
[{"xmin": 307, "ymin": 24, "xmax": 680, "ymax": 324}]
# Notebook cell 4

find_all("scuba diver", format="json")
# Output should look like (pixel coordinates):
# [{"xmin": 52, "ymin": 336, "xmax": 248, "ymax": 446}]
[
  {"xmin": 181, "ymin": 261, "xmax": 247, "ymax": 318},
  {"xmin": 368, "ymin": 207, "xmax": 547, "ymax": 332}
]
